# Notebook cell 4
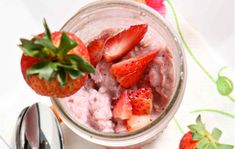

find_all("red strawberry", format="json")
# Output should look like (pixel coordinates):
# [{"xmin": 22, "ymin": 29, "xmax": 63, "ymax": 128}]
[
  {"xmin": 113, "ymin": 91, "xmax": 132, "ymax": 120},
  {"xmin": 127, "ymin": 115, "xmax": 153, "ymax": 131},
  {"xmin": 20, "ymin": 19, "xmax": 95, "ymax": 98},
  {"xmin": 103, "ymin": 24, "xmax": 148, "ymax": 62},
  {"xmin": 179, "ymin": 131, "xmax": 199, "ymax": 149},
  {"xmin": 110, "ymin": 50, "xmax": 158, "ymax": 88},
  {"xmin": 129, "ymin": 88, "xmax": 153, "ymax": 115},
  {"xmin": 87, "ymin": 33, "xmax": 110, "ymax": 66},
  {"xmin": 179, "ymin": 115, "xmax": 234, "ymax": 149}
]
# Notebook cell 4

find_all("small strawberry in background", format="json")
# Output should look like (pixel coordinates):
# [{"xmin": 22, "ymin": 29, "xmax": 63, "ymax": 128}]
[
  {"xmin": 179, "ymin": 115, "xmax": 234, "ymax": 149},
  {"xmin": 19, "ymin": 19, "xmax": 95, "ymax": 98}
]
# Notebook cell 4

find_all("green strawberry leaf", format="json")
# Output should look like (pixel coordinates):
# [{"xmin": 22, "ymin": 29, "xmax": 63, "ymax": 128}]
[
  {"xmin": 69, "ymin": 54, "xmax": 95, "ymax": 73},
  {"xmin": 57, "ymin": 69, "xmax": 66, "ymax": 86},
  {"xmin": 192, "ymin": 135, "xmax": 203, "ymax": 141},
  {"xmin": 190, "ymin": 131, "xmax": 204, "ymax": 140},
  {"xmin": 43, "ymin": 18, "xmax": 52, "ymax": 41},
  {"xmin": 196, "ymin": 115, "xmax": 202, "ymax": 124},
  {"xmin": 34, "ymin": 38, "xmax": 57, "ymax": 52},
  {"xmin": 58, "ymin": 32, "xmax": 78, "ymax": 55},
  {"xmin": 217, "ymin": 143, "xmax": 234, "ymax": 149},
  {"xmin": 188, "ymin": 116, "xmax": 206, "ymax": 139},
  {"xmin": 19, "ymin": 39, "xmax": 45, "ymax": 57},
  {"xmin": 189, "ymin": 115, "xmax": 234, "ymax": 149},
  {"xmin": 67, "ymin": 69, "xmax": 83, "ymax": 79},
  {"xmin": 26, "ymin": 61, "xmax": 55, "ymax": 80},
  {"xmin": 211, "ymin": 128, "xmax": 222, "ymax": 141},
  {"xmin": 195, "ymin": 138, "xmax": 208, "ymax": 148},
  {"xmin": 20, "ymin": 39, "xmax": 42, "ymax": 50},
  {"xmin": 207, "ymin": 144, "xmax": 217, "ymax": 149},
  {"xmin": 56, "ymin": 63, "xmax": 78, "ymax": 71},
  {"xmin": 50, "ymin": 62, "xmax": 60, "ymax": 71},
  {"xmin": 78, "ymin": 61, "xmax": 95, "ymax": 73}
]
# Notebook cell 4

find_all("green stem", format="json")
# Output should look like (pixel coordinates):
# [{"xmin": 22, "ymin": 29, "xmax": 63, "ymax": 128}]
[
  {"xmin": 173, "ymin": 117, "xmax": 184, "ymax": 134},
  {"xmin": 218, "ymin": 66, "xmax": 227, "ymax": 77},
  {"xmin": 165, "ymin": 0, "xmax": 216, "ymax": 83},
  {"xmin": 166, "ymin": 0, "xmax": 235, "ymax": 103},
  {"xmin": 191, "ymin": 109, "xmax": 235, "ymax": 119},
  {"xmin": 228, "ymin": 95, "xmax": 235, "ymax": 102}
]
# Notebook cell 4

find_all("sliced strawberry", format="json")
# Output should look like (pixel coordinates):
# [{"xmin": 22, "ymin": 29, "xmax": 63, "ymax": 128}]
[
  {"xmin": 87, "ymin": 33, "xmax": 110, "ymax": 66},
  {"xmin": 104, "ymin": 24, "xmax": 148, "ymax": 62},
  {"xmin": 129, "ymin": 88, "xmax": 153, "ymax": 115},
  {"xmin": 110, "ymin": 50, "xmax": 158, "ymax": 88},
  {"xmin": 113, "ymin": 91, "xmax": 132, "ymax": 120},
  {"xmin": 127, "ymin": 115, "xmax": 153, "ymax": 131}
]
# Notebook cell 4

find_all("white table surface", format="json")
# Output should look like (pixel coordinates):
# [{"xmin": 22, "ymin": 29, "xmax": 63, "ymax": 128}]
[{"xmin": 0, "ymin": 0, "xmax": 234, "ymax": 148}]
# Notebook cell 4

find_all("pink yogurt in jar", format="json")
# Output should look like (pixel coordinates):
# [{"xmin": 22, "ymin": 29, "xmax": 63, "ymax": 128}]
[{"xmin": 52, "ymin": 1, "xmax": 186, "ymax": 148}]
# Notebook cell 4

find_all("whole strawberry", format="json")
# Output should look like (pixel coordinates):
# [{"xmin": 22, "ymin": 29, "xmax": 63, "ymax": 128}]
[
  {"xmin": 19, "ymin": 19, "xmax": 95, "ymax": 98},
  {"xmin": 179, "ymin": 115, "xmax": 234, "ymax": 149}
]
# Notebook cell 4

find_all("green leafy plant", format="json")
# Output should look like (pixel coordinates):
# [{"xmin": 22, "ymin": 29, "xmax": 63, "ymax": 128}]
[{"xmin": 19, "ymin": 19, "xmax": 95, "ymax": 86}]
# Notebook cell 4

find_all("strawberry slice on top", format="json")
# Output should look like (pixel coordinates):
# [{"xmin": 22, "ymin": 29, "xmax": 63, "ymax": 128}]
[
  {"xmin": 126, "ymin": 115, "xmax": 153, "ymax": 131},
  {"xmin": 103, "ymin": 24, "xmax": 148, "ymax": 62},
  {"xmin": 113, "ymin": 91, "xmax": 132, "ymax": 120},
  {"xmin": 87, "ymin": 33, "xmax": 111, "ymax": 66},
  {"xmin": 129, "ymin": 87, "xmax": 153, "ymax": 115},
  {"xmin": 110, "ymin": 50, "xmax": 158, "ymax": 88}
]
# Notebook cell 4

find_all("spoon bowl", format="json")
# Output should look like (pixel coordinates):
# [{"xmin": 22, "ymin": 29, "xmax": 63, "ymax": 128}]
[{"xmin": 15, "ymin": 103, "xmax": 63, "ymax": 149}]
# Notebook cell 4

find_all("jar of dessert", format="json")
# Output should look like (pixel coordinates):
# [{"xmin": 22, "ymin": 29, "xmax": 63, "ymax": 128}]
[{"xmin": 51, "ymin": 0, "xmax": 187, "ymax": 148}]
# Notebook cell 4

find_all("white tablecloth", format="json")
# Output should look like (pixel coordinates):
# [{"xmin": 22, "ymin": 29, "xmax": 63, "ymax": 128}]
[{"xmin": 0, "ymin": 0, "xmax": 234, "ymax": 148}]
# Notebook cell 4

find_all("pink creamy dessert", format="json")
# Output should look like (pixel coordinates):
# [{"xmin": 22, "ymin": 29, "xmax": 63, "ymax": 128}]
[{"xmin": 62, "ymin": 24, "xmax": 174, "ymax": 133}]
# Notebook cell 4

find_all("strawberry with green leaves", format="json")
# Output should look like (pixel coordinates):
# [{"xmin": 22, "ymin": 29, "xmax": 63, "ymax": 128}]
[
  {"xmin": 20, "ymin": 19, "xmax": 95, "ymax": 98},
  {"xmin": 179, "ymin": 115, "xmax": 234, "ymax": 149}
]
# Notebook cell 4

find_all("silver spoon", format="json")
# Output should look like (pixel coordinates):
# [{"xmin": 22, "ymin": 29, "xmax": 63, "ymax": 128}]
[{"xmin": 15, "ymin": 103, "xmax": 63, "ymax": 149}]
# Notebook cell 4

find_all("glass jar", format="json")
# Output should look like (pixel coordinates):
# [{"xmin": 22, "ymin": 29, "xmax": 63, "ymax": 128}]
[{"xmin": 51, "ymin": 0, "xmax": 187, "ymax": 148}]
